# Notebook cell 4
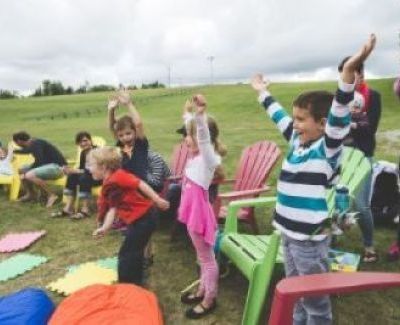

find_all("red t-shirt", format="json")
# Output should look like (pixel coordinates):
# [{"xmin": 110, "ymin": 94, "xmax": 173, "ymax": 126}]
[{"xmin": 97, "ymin": 169, "xmax": 153, "ymax": 224}]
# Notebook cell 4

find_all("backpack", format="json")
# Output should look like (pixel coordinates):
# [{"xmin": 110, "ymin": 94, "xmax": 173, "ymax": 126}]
[{"xmin": 370, "ymin": 160, "xmax": 400, "ymax": 226}]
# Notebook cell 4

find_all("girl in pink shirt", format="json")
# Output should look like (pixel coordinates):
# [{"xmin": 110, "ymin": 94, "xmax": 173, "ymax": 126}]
[{"xmin": 178, "ymin": 95, "xmax": 226, "ymax": 319}]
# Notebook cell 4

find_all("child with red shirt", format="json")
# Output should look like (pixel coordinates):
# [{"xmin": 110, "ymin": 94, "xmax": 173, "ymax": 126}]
[{"xmin": 89, "ymin": 147, "xmax": 169, "ymax": 285}]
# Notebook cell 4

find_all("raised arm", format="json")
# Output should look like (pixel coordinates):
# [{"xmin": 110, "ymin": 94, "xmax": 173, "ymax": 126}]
[
  {"xmin": 107, "ymin": 95, "xmax": 119, "ymax": 139},
  {"xmin": 251, "ymin": 74, "xmax": 293, "ymax": 142},
  {"xmin": 193, "ymin": 94, "xmax": 221, "ymax": 169},
  {"xmin": 118, "ymin": 90, "xmax": 145, "ymax": 139},
  {"xmin": 324, "ymin": 34, "xmax": 376, "ymax": 160}
]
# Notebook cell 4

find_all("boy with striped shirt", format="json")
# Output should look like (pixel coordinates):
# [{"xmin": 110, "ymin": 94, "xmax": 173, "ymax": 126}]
[{"xmin": 251, "ymin": 34, "xmax": 376, "ymax": 325}]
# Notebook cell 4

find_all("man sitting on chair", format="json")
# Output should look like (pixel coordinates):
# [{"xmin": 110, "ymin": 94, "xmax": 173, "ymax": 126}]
[{"xmin": 13, "ymin": 131, "xmax": 67, "ymax": 207}]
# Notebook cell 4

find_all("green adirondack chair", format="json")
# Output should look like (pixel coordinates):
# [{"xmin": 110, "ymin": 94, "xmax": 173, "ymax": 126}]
[{"xmin": 220, "ymin": 147, "xmax": 372, "ymax": 325}]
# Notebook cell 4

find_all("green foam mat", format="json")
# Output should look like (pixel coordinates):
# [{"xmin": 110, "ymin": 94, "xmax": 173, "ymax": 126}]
[
  {"xmin": 0, "ymin": 253, "xmax": 48, "ymax": 282},
  {"xmin": 97, "ymin": 257, "xmax": 118, "ymax": 270},
  {"xmin": 67, "ymin": 257, "xmax": 117, "ymax": 274}
]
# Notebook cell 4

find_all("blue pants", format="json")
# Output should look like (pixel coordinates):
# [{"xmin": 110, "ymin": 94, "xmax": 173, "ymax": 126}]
[
  {"xmin": 282, "ymin": 234, "xmax": 332, "ymax": 325},
  {"xmin": 355, "ymin": 158, "xmax": 374, "ymax": 248}
]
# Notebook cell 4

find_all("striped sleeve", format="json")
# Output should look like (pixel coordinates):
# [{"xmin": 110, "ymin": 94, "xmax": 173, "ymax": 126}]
[
  {"xmin": 258, "ymin": 91, "xmax": 293, "ymax": 142},
  {"xmin": 324, "ymin": 79, "xmax": 354, "ymax": 161},
  {"xmin": 146, "ymin": 150, "xmax": 170, "ymax": 191}
]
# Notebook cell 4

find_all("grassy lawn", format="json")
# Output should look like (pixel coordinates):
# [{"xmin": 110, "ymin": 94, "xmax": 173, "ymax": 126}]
[{"xmin": 0, "ymin": 79, "xmax": 399, "ymax": 324}]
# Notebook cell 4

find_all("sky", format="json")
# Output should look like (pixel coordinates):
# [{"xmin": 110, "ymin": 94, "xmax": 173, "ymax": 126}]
[{"xmin": 0, "ymin": 0, "xmax": 399, "ymax": 94}]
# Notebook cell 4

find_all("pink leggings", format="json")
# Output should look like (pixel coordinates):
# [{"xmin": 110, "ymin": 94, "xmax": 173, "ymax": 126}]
[{"xmin": 188, "ymin": 230, "xmax": 219, "ymax": 304}]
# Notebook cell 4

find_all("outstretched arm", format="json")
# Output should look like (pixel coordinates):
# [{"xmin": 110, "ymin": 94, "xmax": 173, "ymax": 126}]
[
  {"xmin": 325, "ymin": 34, "xmax": 377, "ymax": 161},
  {"xmin": 251, "ymin": 74, "xmax": 293, "ymax": 142},
  {"xmin": 118, "ymin": 90, "xmax": 145, "ymax": 139},
  {"xmin": 93, "ymin": 208, "xmax": 116, "ymax": 237},
  {"xmin": 138, "ymin": 180, "xmax": 170, "ymax": 210}
]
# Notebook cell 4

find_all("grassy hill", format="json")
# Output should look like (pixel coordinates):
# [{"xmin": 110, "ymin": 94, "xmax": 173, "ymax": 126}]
[{"xmin": 0, "ymin": 79, "xmax": 399, "ymax": 324}]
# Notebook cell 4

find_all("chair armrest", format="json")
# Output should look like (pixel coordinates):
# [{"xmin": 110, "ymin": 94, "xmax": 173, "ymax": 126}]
[
  {"xmin": 167, "ymin": 175, "xmax": 182, "ymax": 182},
  {"xmin": 67, "ymin": 159, "xmax": 76, "ymax": 166},
  {"xmin": 224, "ymin": 196, "xmax": 277, "ymax": 234},
  {"xmin": 218, "ymin": 186, "xmax": 270, "ymax": 200},
  {"xmin": 219, "ymin": 178, "xmax": 236, "ymax": 185}
]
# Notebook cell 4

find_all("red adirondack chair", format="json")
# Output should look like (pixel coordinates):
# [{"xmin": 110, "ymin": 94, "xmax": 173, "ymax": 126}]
[
  {"xmin": 268, "ymin": 272, "xmax": 400, "ymax": 325},
  {"xmin": 214, "ymin": 140, "xmax": 281, "ymax": 233}
]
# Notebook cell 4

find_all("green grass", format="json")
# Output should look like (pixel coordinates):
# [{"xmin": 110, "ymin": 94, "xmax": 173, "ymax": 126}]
[{"xmin": 0, "ymin": 80, "xmax": 400, "ymax": 324}]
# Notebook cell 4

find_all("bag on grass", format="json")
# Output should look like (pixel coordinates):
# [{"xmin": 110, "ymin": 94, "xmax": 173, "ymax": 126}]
[{"xmin": 370, "ymin": 160, "xmax": 400, "ymax": 226}]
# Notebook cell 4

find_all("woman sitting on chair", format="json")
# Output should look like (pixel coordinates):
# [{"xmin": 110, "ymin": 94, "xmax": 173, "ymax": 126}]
[{"xmin": 51, "ymin": 131, "xmax": 101, "ymax": 219}]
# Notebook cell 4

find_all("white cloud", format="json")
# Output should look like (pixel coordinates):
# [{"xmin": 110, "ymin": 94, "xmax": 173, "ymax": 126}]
[{"xmin": 0, "ymin": 0, "xmax": 399, "ymax": 93}]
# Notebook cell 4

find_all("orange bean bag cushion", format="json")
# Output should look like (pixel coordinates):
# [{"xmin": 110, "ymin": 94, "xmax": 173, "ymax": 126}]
[{"xmin": 49, "ymin": 284, "xmax": 163, "ymax": 325}]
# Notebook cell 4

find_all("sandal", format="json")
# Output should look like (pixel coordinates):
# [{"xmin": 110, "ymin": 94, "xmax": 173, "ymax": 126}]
[
  {"xmin": 70, "ymin": 210, "xmax": 90, "ymax": 220},
  {"xmin": 363, "ymin": 251, "xmax": 378, "ymax": 263},
  {"xmin": 185, "ymin": 301, "xmax": 217, "ymax": 319},
  {"xmin": 51, "ymin": 210, "xmax": 72, "ymax": 218},
  {"xmin": 181, "ymin": 292, "xmax": 204, "ymax": 305}
]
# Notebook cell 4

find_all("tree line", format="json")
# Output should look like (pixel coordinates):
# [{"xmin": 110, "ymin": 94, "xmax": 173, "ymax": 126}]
[{"xmin": 0, "ymin": 80, "xmax": 166, "ymax": 99}]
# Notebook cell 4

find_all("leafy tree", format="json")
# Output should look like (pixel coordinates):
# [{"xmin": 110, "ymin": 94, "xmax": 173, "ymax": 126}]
[
  {"xmin": 0, "ymin": 89, "xmax": 18, "ymax": 99},
  {"xmin": 88, "ymin": 84, "xmax": 116, "ymax": 92}
]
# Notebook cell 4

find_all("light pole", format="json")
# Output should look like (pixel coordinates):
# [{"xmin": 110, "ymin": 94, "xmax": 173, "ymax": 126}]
[
  {"xmin": 207, "ymin": 56, "xmax": 214, "ymax": 85},
  {"xmin": 167, "ymin": 64, "xmax": 171, "ymax": 88}
]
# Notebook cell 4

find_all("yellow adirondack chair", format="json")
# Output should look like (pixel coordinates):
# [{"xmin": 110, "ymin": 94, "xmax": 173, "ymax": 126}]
[{"xmin": 0, "ymin": 150, "xmax": 34, "ymax": 201}]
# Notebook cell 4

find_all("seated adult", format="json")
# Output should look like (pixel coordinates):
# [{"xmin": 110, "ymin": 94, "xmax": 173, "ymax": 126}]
[{"xmin": 13, "ymin": 131, "xmax": 67, "ymax": 207}]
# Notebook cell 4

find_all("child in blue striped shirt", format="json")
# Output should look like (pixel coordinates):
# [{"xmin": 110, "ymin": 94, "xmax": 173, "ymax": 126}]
[{"xmin": 251, "ymin": 34, "xmax": 376, "ymax": 325}]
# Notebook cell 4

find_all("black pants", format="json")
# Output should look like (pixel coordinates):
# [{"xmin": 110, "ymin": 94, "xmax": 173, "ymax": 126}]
[
  {"xmin": 65, "ymin": 172, "xmax": 101, "ymax": 195},
  {"xmin": 118, "ymin": 208, "xmax": 156, "ymax": 285}
]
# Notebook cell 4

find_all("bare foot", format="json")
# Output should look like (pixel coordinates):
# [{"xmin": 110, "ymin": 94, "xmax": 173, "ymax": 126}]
[{"xmin": 46, "ymin": 194, "xmax": 58, "ymax": 208}]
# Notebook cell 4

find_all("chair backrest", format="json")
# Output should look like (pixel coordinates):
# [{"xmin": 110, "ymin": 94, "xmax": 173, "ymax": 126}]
[
  {"xmin": 326, "ymin": 147, "xmax": 372, "ymax": 216},
  {"xmin": 170, "ymin": 141, "xmax": 190, "ymax": 178},
  {"xmin": 73, "ymin": 136, "xmax": 107, "ymax": 168},
  {"xmin": 233, "ymin": 141, "xmax": 281, "ymax": 191},
  {"xmin": 12, "ymin": 153, "xmax": 34, "ymax": 170}
]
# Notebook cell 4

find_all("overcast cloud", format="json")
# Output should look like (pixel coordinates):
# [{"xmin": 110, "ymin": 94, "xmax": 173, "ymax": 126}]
[{"xmin": 0, "ymin": 0, "xmax": 399, "ymax": 93}]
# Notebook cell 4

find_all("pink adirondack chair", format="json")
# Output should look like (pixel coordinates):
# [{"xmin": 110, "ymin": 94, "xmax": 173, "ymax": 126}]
[
  {"xmin": 268, "ymin": 272, "xmax": 400, "ymax": 325},
  {"xmin": 170, "ymin": 141, "xmax": 191, "ymax": 182},
  {"xmin": 161, "ymin": 142, "xmax": 190, "ymax": 199},
  {"xmin": 214, "ymin": 140, "xmax": 281, "ymax": 233}
]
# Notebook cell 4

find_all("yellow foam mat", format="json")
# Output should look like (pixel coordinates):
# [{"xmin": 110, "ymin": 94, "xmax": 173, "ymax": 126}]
[{"xmin": 47, "ymin": 262, "xmax": 117, "ymax": 295}]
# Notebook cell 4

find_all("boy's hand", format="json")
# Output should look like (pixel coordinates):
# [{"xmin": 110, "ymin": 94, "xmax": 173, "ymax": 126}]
[
  {"xmin": 155, "ymin": 197, "xmax": 170, "ymax": 211},
  {"xmin": 341, "ymin": 34, "xmax": 376, "ymax": 84},
  {"xmin": 93, "ymin": 227, "xmax": 106, "ymax": 237},
  {"xmin": 251, "ymin": 74, "xmax": 270, "ymax": 93},
  {"xmin": 117, "ymin": 89, "xmax": 133, "ymax": 106},
  {"xmin": 193, "ymin": 94, "xmax": 207, "ymax": 115},
  {"xmin": 107, "ymin": 95, "xmax": 119, "ymax": 111}
]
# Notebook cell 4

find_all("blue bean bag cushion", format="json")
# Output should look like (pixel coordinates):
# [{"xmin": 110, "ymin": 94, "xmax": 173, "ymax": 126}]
[{"xmin": 0, "ymin": 288, "xmax": 55, "ymax": 325}]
